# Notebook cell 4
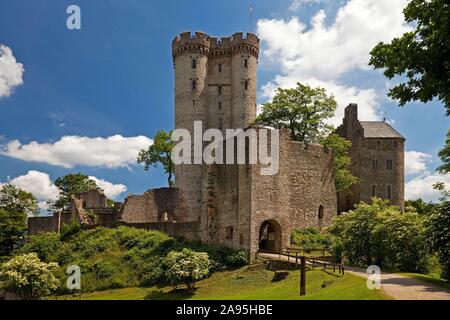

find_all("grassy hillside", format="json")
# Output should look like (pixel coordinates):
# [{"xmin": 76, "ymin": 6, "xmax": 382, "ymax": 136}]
[
  {"xmin": 17, "ymin": 225, "xmax": 247, "ymax": 293},
  {"xmin": 54, "ymin": 265, "xmax": 389, "ymax": 300}
]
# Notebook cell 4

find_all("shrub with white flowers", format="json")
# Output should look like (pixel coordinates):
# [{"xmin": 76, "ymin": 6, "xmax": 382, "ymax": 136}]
[
  {"xmin": 0, "ymin": 252, "xmax": 60, "ymax": 300},
  {"xmin": 164, "ymin": 248, "xmax": 209, "ymax": 292}
]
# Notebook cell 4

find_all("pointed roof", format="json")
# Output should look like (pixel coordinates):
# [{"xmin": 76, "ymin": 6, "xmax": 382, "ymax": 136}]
[{"xmin": 360, "ymin": 121, "xmax": 404, "ymax": 139}]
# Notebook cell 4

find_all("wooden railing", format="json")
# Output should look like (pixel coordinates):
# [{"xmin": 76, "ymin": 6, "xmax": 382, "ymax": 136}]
[{"xmin": 283, "ymin": 247, "xmax": 345, "ymax": 275}]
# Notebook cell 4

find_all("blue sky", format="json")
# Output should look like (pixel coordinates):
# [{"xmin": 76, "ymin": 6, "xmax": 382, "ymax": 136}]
[{"xmin": 0, "ymin": 0, "xmax": 449, "ymax": 208}]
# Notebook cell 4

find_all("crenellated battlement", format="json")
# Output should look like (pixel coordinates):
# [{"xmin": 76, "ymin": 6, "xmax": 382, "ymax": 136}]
[{"xmin": 172, "ymin": 31, "xmax": 259, "ymax": 60}]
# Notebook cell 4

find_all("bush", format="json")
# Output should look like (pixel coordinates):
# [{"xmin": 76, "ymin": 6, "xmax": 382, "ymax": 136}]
[
  {"xmin": 427, "ymin": 201, "xmax": 450, "ymax": 280},
  {"xmin": 91, "ymin": 260, "xmax": 114, "ymax": 279},
  {"xmin": 18, "ymin": 232, "xmax": 61, "ymax": 262},
  {"xmin": 291, "ymin": 227, "xmax": 333, "ymax": 249},
  {"xmin": 164, "ymin": 248, "xmax": 210, "ymax": 292},
  {"xmin": 0, "ymin": 253, "xmax": 59, "ymax": 300},
  {"xmin": 330, "ymin": 198, "xmax": 429, "ymax": 272},
  {"xmin": 224, "ymin": 250, "xmax": 249, "ymax": 267},
  {"xmin": 60, "ymin": 221, "xmax": 81, "ymax": 241},
  {"xmin": 139, "ymin": 258, "xmax": 165, "ymax": 286}
]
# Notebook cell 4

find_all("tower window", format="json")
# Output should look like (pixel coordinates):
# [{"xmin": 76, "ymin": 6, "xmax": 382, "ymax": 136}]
[
  {"xmin": 394, "ymin": 141, "xmax": 398, "ymax": 147},
  {"xmin": 377, "ymin": 140, "xmax": 381, "ymax": 148},
  {"xmin": 386, "ymin": 185, "xmax": 392, "ymax": 199},
  {"xmin": 191, "ymin": 58, "xmax": 197, "ymax": 69},
  {"xmin": 244, "ymin": 59, "xmax": 248, "ymax": 68},
  {"xmin": 244, "ymin": 79, "xmax": 249, "ymax": 90},
  {"xmin": 218, "ymin": 63, "xmax": 222, "ymax": 72},
  {"xmin": 386, "ymin": 159, "xmax": 393, "ymax": 170},
  {"xmin": 218, "ymin": 86, "xmax": 222, "ymax": 95},
  {"xmin": 371, "ymin": 185, "xmax": 377, "ymax": 197},
  {"xmin": 318, "ymin": 205, "xmax": 324, "ymax": 220},
  {"xmin": 372, "ymin": 159, "xmax": 378, "ymax": 170},
  {"xmin": 218, "ymin": 102, "xmax": 222, "ymax": 110},
  {"xmin": 225, "ymin": 226, "xmax": 233, "ymax": 240},
  {"xmin": 191, "ymin": 80, "xmax": 197, "ymax": 90}
]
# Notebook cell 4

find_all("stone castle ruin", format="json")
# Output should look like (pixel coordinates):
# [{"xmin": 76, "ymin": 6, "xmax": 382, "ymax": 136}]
[{"xmin": 28, "ymin": 32, "xmax": 405, "ymax": 258}]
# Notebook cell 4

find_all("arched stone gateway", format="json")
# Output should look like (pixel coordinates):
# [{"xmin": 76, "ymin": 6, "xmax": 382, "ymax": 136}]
[{"xmin": 258, "ymin": 220, "xmax": 282, "ymax": 253}]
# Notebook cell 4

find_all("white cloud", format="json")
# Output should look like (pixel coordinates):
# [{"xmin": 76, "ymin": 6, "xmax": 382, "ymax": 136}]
[
  {"xmin": 2, "ymin": 170, "xmax": 59, "ymax": 203},
  {"xmin": 0, "ymin": 135, "xmax": 153, "ymax": 169},
  {"xmin": 0, "ymin": 45, "xmax": 24, "ymax": 98},
  {"xmin": 289, "ymin": 0, "xmax": 323, "ymax": 11},
  {"xmin": 257, "ymin": 0, "xmax": 412, "ymax": 125},
  {"xmin": 405, "ymin": 172, "xmax": 450, "ymax": 202},
  {"xmin": 405, "ymin": 151, "xmax": 432, "ymax": 175},
  {"xmin": 88, "ymin": 176, "xmax": 127, "ymax": 199},
  {"xmin": 0, "ymin": 170, "xmax": 127, "ymax": 206}
]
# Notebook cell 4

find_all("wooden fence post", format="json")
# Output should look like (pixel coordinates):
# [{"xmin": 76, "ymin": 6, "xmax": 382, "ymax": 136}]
[{"xmin": 300, "ymin": 256, "xmax": 306, "ymax": 296}]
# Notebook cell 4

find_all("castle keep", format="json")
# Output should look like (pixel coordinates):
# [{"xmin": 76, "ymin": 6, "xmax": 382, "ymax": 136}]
[
  {"xmin": 336, "ymin": 103, "xmax": 405, "ymax": 212},
  {"xmin": 28, "ymin": 32, "xmax": 405, "ymax": 258}
]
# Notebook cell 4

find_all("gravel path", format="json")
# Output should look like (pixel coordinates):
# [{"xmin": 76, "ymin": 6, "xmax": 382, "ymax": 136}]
[{"xmin": 259, "ymin": 252, "xmax": 450, "ymax": 300}]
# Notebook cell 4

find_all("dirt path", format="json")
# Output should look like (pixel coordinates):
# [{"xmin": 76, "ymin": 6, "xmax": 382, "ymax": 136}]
[{"xmin": 258, "ymin": 252, "xmax": 450, "ymax": 300}]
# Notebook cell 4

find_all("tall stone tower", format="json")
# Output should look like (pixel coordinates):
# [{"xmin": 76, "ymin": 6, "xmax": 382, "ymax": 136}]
[{"xmin": 171, "ymin": 31, "xmax": 260, "ymax": 222}]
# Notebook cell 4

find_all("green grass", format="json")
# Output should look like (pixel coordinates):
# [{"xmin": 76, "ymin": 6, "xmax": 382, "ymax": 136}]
[
  {"xmin": 53, "ymin": 265, "xmax": 389, "ymax": 300},
  {"xmin": 398, "ymin": 273, "xmax": 450, "ymax": 291}
]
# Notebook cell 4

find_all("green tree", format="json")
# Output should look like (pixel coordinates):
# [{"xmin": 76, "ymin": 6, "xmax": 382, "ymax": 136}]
[
  {"xmin": 437, "ymin": 129, "xmax": 450, "ymax": 174},
  {"xmin": 369, "ymin": 0, "xmax": 450, "ymax": 114},
  {"xmin": 0, "ymin": 184, "xmax": 39, "ymax": 216},
  {"xmin": 49, "ymin": 173, "xmax": 97, "ymax": 212},
  {"xmin": 321, "ymin": 133, "xmax": 359, "ymax": 193},
  {"xmin": 137, "ymin": 130, "xmax": 175, "ymax": 188},
  {"xmin": 0, "ymin": 253, "xmax": 59, "ymax": 300},
  {"xmin": 405, "ymin": 198, "xmax": 437, "ymax": 215},
  {"xmin": 330, "ymin": 198, "xmax": 428, "ymax": 271},
  {"xmin": 427, "ymin": 201, "xmax": 450, "ymax": 280},
  {"xmin": 164, "ymin": 248, "xmax": 209, "ymax": 292},
  {"xmin": 0, "ymin": 209, "xmax": 27, "ymax": 257},
  {"xmin": 254, "ymin": 83, "xmax": 336, "ymax": 143}
]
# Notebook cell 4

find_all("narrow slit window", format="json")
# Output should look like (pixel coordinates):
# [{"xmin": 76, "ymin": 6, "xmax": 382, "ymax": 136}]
[
  {"xmin": 387, "ymin": 185, "xmax": 392, "ymax": 199},
  {"xmin": 218, "ymin": 102, "xmax": 222, "ymax": 110},
  {"xmin": 218, "ymin": 63, "xmax": 222, "ymax": 72},
  {"xmin": 191, "ymin": 58, "xmax": 197, "ymax": 69},
  {"xmin": 386, "ymin": 159, "xmax": 393, "ymax": 170},
  {"xmin": 371, "ymin": 185, "xmax": 377, "ymax": 197},
  {"xmin": 244, "ymin": 80, "xmax": 249, "ymax": 90},
  {"xmin": 244, "ymin": 59, "xmax": 248, "ymax": 68},
  {"xmin": 218, "ymin": 86, "xmax": 222, "ymax": 95},
  {"xmin": 372, "ymin": 159, "xmax": 378, "ymax": 170},
  {"xmin": 191, "ymin": 80, "xmax": 197, "ymax": 90}
]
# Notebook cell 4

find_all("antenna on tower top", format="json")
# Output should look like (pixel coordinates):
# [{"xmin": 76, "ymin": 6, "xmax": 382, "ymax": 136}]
[{"xmin": 249, "ymin": 3, "xmax": 254, "ymax": 33}]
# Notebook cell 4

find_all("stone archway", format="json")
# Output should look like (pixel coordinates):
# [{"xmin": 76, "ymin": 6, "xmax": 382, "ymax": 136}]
[{"xmin": 258, "ymin": 219, "xmax": 282, "ymax": 253}]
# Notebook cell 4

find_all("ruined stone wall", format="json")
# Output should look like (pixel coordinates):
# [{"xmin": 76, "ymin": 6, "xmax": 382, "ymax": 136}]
[
  {"xmin": 121, "ymin": 221, "xmax": 200, "ymax": 241},
  {"xmin": 120, "ymin": 188, "xmax": 191, "ymax": 224},
  {"xmin": 27, "ymin": 212, "xmax": 72, "ymax": 235},
  {"xmin": 82, "ymin": 189, "xmax": 107, "ymax": 209}
]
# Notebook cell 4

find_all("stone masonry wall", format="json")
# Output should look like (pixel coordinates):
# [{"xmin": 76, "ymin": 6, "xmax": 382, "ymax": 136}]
[
  {"xmin": 249, "ymin": 130, "xmax": 337, "ymax": 258},
  {"xmin": 204, "ymin": 129, "xmax": 337, "ymax": 258},
  {"xmin": 120, "ymin": 187, "xmax": 191, "ymax": 224}
]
